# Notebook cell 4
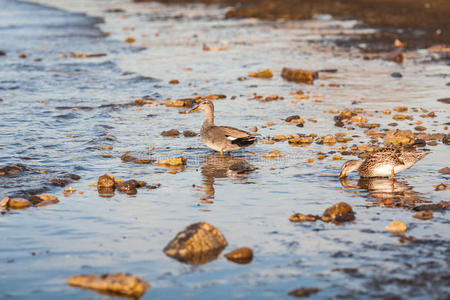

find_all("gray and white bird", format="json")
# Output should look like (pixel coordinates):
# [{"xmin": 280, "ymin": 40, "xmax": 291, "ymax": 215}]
[
  {"xmin": 339, "ymin": 146, "xmax": 429, "ymax": 179},
  {"xmin": 190, "ymin": 100, "xmax": 257, "ymax": 156}
]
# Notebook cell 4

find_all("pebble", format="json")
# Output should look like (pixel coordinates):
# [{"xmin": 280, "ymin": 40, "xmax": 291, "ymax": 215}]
[
  {"xmin": 288, "ymin": 287, "xmax": 320, "ymax": 298},
  {"xmin": 67, "ymin": 273, "xmax": 150, "ymax": 299},
  {"xmin": 385, "ymin": 220, "xmax": 407, "ymax": 234},
  {"xmin": 97, "ymin": 174, "xmax": 115, "ymax": 188},
  {"xmin": 161, "ymin": 130, "xmax": 180, "ymax": 137},
  {"xmin": 155, "ymin": 157, "xmax": 187, "ymax": 166},
  {"xmin": 183, "ymin": 130, "xmax": 197, "ymax": 137},
  {"xmin": 438, "ymin": 167, "xmax": 450, "ymax": 174},
  {"xmin": 224, "ymin": 247, "xmax": 253, "ymax": 264},
  {"xmin": 412, "ymin": 210, "xmax": 433, "ymax": 220},
  {"xmin": 289, "ymin": 213, "xmax": 319, "ymax": 222},
  {"xmin": 322, "ymin": 202, "xmax": 355, "ymax": 223},
  {"xmin": 248, "ymin": 69, "xmax": 273, "ymax": 78},
  {"xmin": 390, "ymin": 72, "xmax": 402, "ymax": 78}
]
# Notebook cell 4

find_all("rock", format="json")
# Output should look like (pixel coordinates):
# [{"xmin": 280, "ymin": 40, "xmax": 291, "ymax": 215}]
[
  {"xmin": 224, "ymin": 247, "xmax": 253, "ymax": 264},
  {"xmin": 163, "ymin": 222, "xmax": 227, "ymax": 264},
  {"xmin": 439, "ymin": 167, "xmax": 450, "ymax": 174},
  {"xmin": 97, "ymin": 174, "xmax": 115, "ymax": 188},
  {"xmin": 437, "ymin": 98, "xmax": 450, "ymax": 104},
  {"xmin": 413, "ymin": 201, "xmax": 449, "ymax": 211},
  {"xmin": 285, "ymin": 115, "xmax": 301, "ymax": 122},
  {"xmin": 385, "ymin": 220, "xmax": 407, "ymax": 234},
  {"xmin": 155, "ymin": 157, "xmax": 187, "ymax": 166},
  {"xmin": 161, "ymin": 129, "xmax": 180, "ymax": 137},
  {"xmin": 249, "ymin": 126, "xmax": 258, "ymax": 132},
  {"xmin": 413, "ymin": 210, "xmax": 433, "ymax": 220},
  {"xmin": 183, "ymin": 130, "xmax": 197, "ymax": 137},
  {"xmin": 288, "ymin": 287, "xmax": 320, "ymax": 298},
  {"xmin": 1, "ymin": 197, "xmax": 32, "ymax": 209},
  {"xmin": 248, "ymin": 69, "xmax": 273, "ymax": 78},
  {"xmin": 281, "ymin": 67, "xmax": 318, "ymax": 84},
  {"xmin": 117, "ymin": 180, "xmax": 138, "ymax": 195},
  {"xmin": 169, "ymin": 79, "xmax": 179, "ymax": 84},
  {"xmin": 414, "ymin": 126, "xmax": 426, "ymax": 131},
  {"xmin": 0, "ymin": 163, "xmax": 27, "ymax": 176},
  {"xmin": 35, "ymin": 194, "xmax": 59, "ymax": 207},
  {"xmin": 390, "ymin": 72, "xmax": 402, "ymax": 78},
  {"xmin": 322, "ymin": 202, "xmax": 355, "ymax": 223},
  {"xmin": 442, "ymin": 135, "xmax": 450, "ymax": 145},
  {"xmin": 50, "ymin": 178, "xmax": 71, "ymax": 187},
  {"xmin": 228, "ymin": 162, "xmax": 256, "ymax": 174},
  {"xmin": 70, "ymin": 52, "xmax": 107, "ymax": 58},
  {"xmin": 434, "ymin": 183, "xmax": 449, "ymax": 191},
  {"xmin": 124, "ymin": 37, "xmax": 136, "ymax": 43},
  {"xmin": 289, "ymin": 213, "xmax": 319, "ymax": 222},
  {"xmin": 288, "ymin": 136, "xmax": 312, "ymax": 145},
  {"xmin": 0, "ymin": 50, "xmax": 5, "ymax": 56},
  {"xmin": 165, "ymin": 99, "xmax": 194, "ymax": 108},
  {"xmin": 259, "ymin": 150, "xmax": 284, "ymax": 158},
  {"xmin": 67, "ymin": 273, "xmax": 150, "ymax": 299}
]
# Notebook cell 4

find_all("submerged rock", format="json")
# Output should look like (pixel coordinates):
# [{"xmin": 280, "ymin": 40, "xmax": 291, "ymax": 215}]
[
  {"xmin": 117, "ymin": 180, "xmax": 138, "ymax": 195},
  {"xmin": 321, "ymin": 202, "xmax": 355, "ymax": 223},
  {"xmin": 67, "ymin": 273, "xmax": 150, "ymax": 299},
  {"xmin": 289, "ymin": 213, "xmax": 319, "ymax": 222},
  {"xmin": 35, "ymin": 194, "xmax": 59, "ymax": 207},
  {"xmin": 248, "ymin": 69, "xmax": 273, "ymax": 78},
  {"xmin": 155, "ymin": 157, "xmax": 187, "ymax": 166},
  {"xmin": 161, "ymin": 129, "xmax": 180, "ymax": 137},
  {"xmin": 0, "ymin": 197, "xmax": 32, "ymax": 209},
  {"xmin": 163, "ymin": 222, "xmax": 227, "ymax": 264},
  {"xmin": 413, "ymin": 210, "xmax": 433, "ymax": 220},
  {"xmin": 288, "ymin": 287, "xmax": 320, "ymax": 298},
  {"xmin": 224, "ymin": 247, "xmax": 253, "ymax": 264},
  {"xmin": 98, "ymin": 174, "xmax": 115, "ymax": 188},
  {"xmin": 281, "ymin": 67, "xmax": 318, "ymax": 84},
  {"xmin": 385, "ymin": 220, "xmax": 407, "ymax": 234},
  {"xmin": 183, "ymin": 130, "xmax": 197, "ymax": 137},
  {"xmin": 0, "ymin": 163, "xmax": 27, "ymax": 176},
  {"xmin": 413, "ymin": 201, "xmax": 449, "ymax": 211}
]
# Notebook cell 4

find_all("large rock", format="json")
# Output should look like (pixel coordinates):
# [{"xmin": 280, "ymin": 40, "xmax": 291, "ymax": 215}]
[
  {"xmin": 67, "ymin": 273, "xmax": 150, "ymax": 299},
  {"xmin": 321, "ymin": 202, "xmax": 355, "ymax": 223},
  {"xmin": 164, "ymin": 222, "xmax": 227, "ymax": 264}
]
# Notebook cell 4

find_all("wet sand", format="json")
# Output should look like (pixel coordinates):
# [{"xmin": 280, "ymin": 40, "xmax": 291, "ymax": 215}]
[{"xmin": 148, "ymin": 0, "xmax": 450, "ymax": 50}]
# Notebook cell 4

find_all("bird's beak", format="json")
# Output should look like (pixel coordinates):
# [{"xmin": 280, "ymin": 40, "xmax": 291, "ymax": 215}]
[
  {"xmin": 189, "ymin": 106, "xmax": 201, "ymax": 113},
  {"xmin": 338, "ymin": 172, "xmax": 346, "ymax": 179}
]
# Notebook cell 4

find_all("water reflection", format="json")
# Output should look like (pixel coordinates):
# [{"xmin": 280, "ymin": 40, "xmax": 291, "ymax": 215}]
[
  {"xmin": 198, "ymin": 154, "xmax": 256, "ymax": 202},
  {"xmin": 340, "ymin": 177, "xmax": 427, "ymax": 208}
]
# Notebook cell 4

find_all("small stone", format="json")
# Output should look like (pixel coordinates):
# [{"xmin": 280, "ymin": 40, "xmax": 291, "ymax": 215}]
[
  {"xmin": 6, "ymin": 198, "xmax": 32, "ymax": 209},
  {"xmin": 442, "ymin": 135, "xmax": 450, "ymax": 145},
  {"xmin": 161, "ymin": 130, "xmax": 180, "ymax": 137},
  {"xmin": 169, "ymin": 79, "xmax": 179, "ymax": 84},
  {"xmin": 414, "ymin": 126, "xmax": 426, "ymax": 131},
  {"xmin": 385, "ymin": 220, "xmax": 407, "ymax": 234},
  {"xmin": 437, "ymin": 98, "xmax": 450, "ymax": 104},
  {"xmin": 97, "ymin": 174, "xmax": 115, "ymax": 188},
  {"xmin": 249, "ymin": 126, "xmax": 258, "ymax": 132},
  {"xmin": 390, "ymin": 72, "xmax": 402, "ymax": 78},
  {"xmin": 155, "ymin": 157, "xmax": 187, "ymax": 166},
  {"xmin": 394, "ymin": 106, "xmax": 408, "ymax": 112},
  {"xmin": 439, "ymin": 167, "xmax": 450, "ymax": 174},
  {"xmin": 35, "ymin": 194, "xmax": 59, "ymax": 207},
  {"xmin": 164, "ymin": 222, "xmax": 227, "ymax": 264},
  {"xmin": 183, "ymin": 130, "xmax": 197, "ymax": 137},
  {"xmin": 124, "ymin": 37, "xmax": 136, "ymax": 43},
  {"xmin": 413, "ymin": 210, "xmax": 433, "ymax": 220},
  {"xmin": 413, "ymin": 201, "xmax": 449, "ymax": 211},
  {"xmin": 285, "ymin": 115, "xmax": 301, "ymax": 122},
  {"xmin": 248, "ymin": 69, "xmax": 273, "ymax": 78},
  {"xmin": 224, "ymin": 247, "xmax": 253, "ymax": 264},
  {"xmin": 117, "ymin": 180, "xmax": 138, "ymax": 195},
  {"xmin": 288, "ymin": 287, "xmax": 320, "ymax": 298},
  {"xmin": 281, "ymin": 67, "xmax": 318, "ymax": 84},
  {"xmin": 434, "ymin": 183, "xmax": 449, "ymax": 191},
  {"xmin": 322, "ymin": 202, "xmax": 355, "ymax": 223},
  {"xmin": 289, "ymin": 213, "xmax": 318, "ymax": 222},
  {"xmin": 67, "ymin": 273, "xmax": 150, "ymax": 299}
]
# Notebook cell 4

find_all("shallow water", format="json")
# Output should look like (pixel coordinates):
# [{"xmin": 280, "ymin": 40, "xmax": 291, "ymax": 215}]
[{"xmin": 1, "ymin": 0, "xmax": 449, "ymax": 299}]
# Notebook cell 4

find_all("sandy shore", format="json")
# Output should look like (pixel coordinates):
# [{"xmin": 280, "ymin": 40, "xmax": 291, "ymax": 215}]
[{"xmin": 140, "ymin": 0, "xmax": 450, "ymax": 50}]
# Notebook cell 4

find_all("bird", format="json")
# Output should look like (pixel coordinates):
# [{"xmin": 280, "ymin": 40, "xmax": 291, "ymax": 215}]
[
  {"xmin": 338, "ymin": 146, "xmax": 429, "ymax": 179},
  {"xmin": 189, "ymin": 99, "xmax": 257, "ymax": 156}
]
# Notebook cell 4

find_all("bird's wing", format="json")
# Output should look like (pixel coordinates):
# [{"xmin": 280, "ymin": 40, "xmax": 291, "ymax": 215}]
[{"xmin": 216, "ymin": 126, "xmax": 252, "ymax": 139}]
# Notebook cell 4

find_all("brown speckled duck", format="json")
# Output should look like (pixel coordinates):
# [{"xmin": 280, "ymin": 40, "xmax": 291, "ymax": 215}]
[
  {"xmin": 339, "ymin": 146, "xmax": 429, "ymax": 179},
  {"xmin": 190, "ymin": 100, "xmax": 257, "ymax": 156}
]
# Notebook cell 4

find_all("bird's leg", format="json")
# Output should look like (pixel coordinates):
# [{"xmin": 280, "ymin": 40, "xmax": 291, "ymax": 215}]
[
  {"xmin": 390, "ymin": 168, "xmax": 395, "ymax": 181},
  {"xmin": 220, "ymin": 150, "xmax": 223, "ymax": 156}
]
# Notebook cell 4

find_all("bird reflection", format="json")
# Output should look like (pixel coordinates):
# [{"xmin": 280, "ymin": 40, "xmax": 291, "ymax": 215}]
[
  {"xmin": 340, "ymin": 177, "xmax": 427, "ymax": 208},
  {"xmin": 198, "ymin": 154, "xmax": 256, "ymax": 203}
]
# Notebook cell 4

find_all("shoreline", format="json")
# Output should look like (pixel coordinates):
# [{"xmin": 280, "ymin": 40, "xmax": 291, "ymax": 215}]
[{"xmin": 139, "ymin": 0, "xmax": 450, "ymax": 51}]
